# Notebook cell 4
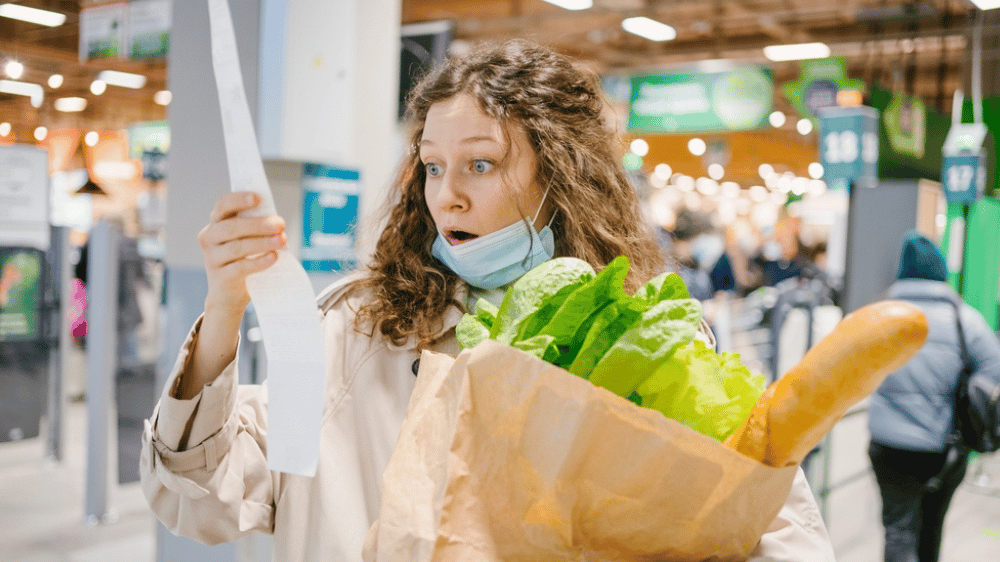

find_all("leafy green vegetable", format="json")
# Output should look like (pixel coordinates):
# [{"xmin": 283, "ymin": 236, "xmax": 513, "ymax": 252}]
[
  {"xmin": 511, "ymin": 256, "xmax": 629, "ymax": 354},
  {"xmin": 587, "ymin": 298, "xmax": 702, "ymax": 396},
  {"xmin": 636, "ymin": 270, "xmax": 690, "ymax": 303},
  {"xmin": 636, "ymin": 340, "xmax": 765, "ymax": 441},
  {"xmin": 456, "ymin": 256, "xmax": 765, "ymax": 442},
  {"xmin": 492, "ymin": 258, "xmax": 595, "ymax": 341}
]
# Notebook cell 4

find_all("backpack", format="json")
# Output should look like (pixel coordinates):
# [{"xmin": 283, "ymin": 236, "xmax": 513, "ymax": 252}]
[
  {"xmin": 925, "ymin": 298, "xmax": 1000, "ymax": 492},
  {"xmin": 951, "ymin": 301, "xmax": 1000, "ymax": 454}
]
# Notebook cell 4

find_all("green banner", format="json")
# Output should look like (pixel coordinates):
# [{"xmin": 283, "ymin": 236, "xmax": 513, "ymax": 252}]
[
  {"xmin": 868, "ymin": 85, "xmax": 947, "ymax": 182},
  {"xmin": 628, "ymin": 66, "xmax": 773, "ymax": 133},
  {"xmin": 0, "ymin": 249, "xmax": 43, "ymax": 341},
  {"xmin": 884, "ymin": 94, "xmax": 927, "ymax": 159}
]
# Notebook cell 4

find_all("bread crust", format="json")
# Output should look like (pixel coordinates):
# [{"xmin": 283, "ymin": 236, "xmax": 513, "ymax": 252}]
[{"xmin": 725, "ymin": 300, "xmax": 929, "ymax": 467}]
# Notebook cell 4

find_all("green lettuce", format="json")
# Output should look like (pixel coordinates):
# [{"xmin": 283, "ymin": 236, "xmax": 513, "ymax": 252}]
[{"xmin": 457, "ymin": 256, "xmax": 765, "ymax": 442}]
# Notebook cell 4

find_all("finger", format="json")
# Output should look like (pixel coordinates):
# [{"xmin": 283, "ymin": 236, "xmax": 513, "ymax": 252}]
[
  {"xmin": 207, "ymin": 231, "xmax": 286, "ymax": 268},
  {"xmin": 216, "ymin": 250, "xmax": 279, "ymax": 280},
  {"xmin": 210, "ymin": 191, "xmax": 261, "ymax": 223},
  {"xmin": 199, "ymin": 216, "xmax": 284, "ymax": 248}
]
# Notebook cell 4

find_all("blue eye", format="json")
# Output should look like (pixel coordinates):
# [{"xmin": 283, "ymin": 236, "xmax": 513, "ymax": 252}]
[
  {"xmin": 473, "ymin": 159, "xmax": 493, "ymax": 174},
  {"xmin": 425, "ymin": 162, "xmax": 442, "ymax": 177}
]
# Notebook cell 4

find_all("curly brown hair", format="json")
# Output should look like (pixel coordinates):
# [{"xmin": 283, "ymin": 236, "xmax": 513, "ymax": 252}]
[{"xmin": 351, "ymin": 39, "xmax": 665, "ymax": 349}]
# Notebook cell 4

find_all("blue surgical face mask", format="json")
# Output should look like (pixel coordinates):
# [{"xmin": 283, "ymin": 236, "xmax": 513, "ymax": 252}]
[{"xmin": 432, "ymin": 188, "xmax": 556, "ymax": 289}]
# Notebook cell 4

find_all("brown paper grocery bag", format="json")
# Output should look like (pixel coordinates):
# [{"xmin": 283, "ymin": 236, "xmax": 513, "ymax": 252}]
[{"xmin": 364, "ymin": 340, "xmax": 797, "ymax": 562}]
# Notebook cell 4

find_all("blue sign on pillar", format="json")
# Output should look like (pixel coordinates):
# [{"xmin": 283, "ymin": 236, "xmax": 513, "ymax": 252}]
[
  {"xmin": 301, "ymin": 164, "xmax": 360, "ymax": 272},
  {"xmin": 941, "ymin": 123, "xmax": 990, "ymax": 205},
  {"xmin": 817, "ymin": 105, "xmax": 879, "ymax": 191}
]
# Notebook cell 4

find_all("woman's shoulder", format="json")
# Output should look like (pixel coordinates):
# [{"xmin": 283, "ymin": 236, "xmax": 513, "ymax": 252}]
[{"xmin": 316, "ymin": 270, "xmax": 374, "ymax": 314}]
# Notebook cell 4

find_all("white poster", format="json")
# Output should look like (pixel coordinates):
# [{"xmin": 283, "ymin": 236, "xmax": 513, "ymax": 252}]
[
  {"xmin": 127, "ymin": 0, "xmax": 172, "ymax": 59},
  {"xmin": 0, "ymin": 145, "xmax": 50, "ymax": 251},
  {"xmin": 79, "ymin": 4, "xmax": 126, "ymax": 61}
]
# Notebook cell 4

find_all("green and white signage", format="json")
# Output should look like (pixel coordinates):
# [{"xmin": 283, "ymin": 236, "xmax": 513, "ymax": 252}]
[
  {"xmin": 818, "ymin": 106, "xmax": 879, "ymax": 191},
  {"xmin": 79, "ymin": 4, "xmax": 125, "ymax": 60},
  {"xmin": 941, "ymin": 122, "xmax": 990, "ymax": 205},
  {"xmin": 783, "ymin": 57, "xmax": 865, "ymax": 124},
  {"xmin": 884, "ymin": 94, "xmax": 927, "ymax": 159},
  {"xmin": 628, "ymin": 66, "xmax": 773, "ymax": 133},
  {"xmin": 127, "ymin": 0, "xmax": 171, "ymax": 60},
  {"xmin": 0, "ymin": 249, "xmax": 43, "ymax": 342}
]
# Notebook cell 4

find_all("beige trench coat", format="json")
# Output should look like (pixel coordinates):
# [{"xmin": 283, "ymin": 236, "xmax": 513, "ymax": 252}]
[{"xmin": 140, "ymin": 275, "xmax": 836, "ymax": 561}]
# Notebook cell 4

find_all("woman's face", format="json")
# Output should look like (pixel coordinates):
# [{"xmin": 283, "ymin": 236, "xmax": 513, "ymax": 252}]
[{"xmin": 420, "ymin": 94, "xmax": 552, "ymax": 247}]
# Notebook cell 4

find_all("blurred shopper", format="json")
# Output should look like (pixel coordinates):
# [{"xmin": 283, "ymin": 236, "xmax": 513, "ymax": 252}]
[
  {"xmin": 867, "ymin": 231, "xmax": 1000, "ymax": 562},
  {"xmin": 140, "ymin": 40, "xmax": 833, "ymax": 561},
  {"xmin": 664, "ymin": 209, "xmax": 715, "ymax": 300},
  {"xmin": 748, "ymin": 216, "xmax": 810, "ymax": 289}
]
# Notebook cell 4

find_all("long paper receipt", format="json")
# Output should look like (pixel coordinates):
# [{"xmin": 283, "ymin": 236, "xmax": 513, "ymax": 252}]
[{"xmin": 207, "ymin": 0, "xmax": 326, "ymax": 477}]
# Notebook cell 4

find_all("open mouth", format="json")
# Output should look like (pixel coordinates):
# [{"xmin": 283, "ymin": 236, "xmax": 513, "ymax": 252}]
[{"xmin": 445, "ymin": 229, "xmax": 479, "ymax": 246}]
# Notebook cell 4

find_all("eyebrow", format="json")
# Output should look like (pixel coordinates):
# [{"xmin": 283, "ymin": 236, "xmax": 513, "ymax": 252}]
[{"xmin": 419, "ymin": 136, "xmax": 501, "ymax": 147}]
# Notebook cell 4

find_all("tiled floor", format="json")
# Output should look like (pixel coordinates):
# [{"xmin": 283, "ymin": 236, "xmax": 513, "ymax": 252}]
[{"xmin": 2, "ymin": 384, "xmax": 998, "ymax": 561}]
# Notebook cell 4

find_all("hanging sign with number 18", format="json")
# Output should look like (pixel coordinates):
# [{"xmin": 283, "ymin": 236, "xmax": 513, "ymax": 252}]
[{"xmin": 818, "ymin": 105, "xmax": 879, "ymax": 191}]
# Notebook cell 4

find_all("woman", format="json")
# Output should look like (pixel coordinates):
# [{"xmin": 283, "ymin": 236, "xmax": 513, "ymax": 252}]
[
  {"xmin": 141, "ymin": 40, "xmax": 834, "ymax": 561},
  {"xmin": 868, "ymin": 231, "xmax": 1000, "ymax": 562}
]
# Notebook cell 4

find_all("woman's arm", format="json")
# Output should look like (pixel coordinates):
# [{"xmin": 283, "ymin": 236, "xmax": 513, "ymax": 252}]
[
  {"xmin": 749, "ymin": 468, "xmax": 836, "ymax": 562},
  {"xmin": 176, "ymin": 191, "xmax": 286, "ymax": 399}
]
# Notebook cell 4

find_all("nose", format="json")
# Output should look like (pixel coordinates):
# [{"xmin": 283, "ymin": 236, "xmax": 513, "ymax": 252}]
[{"xmin": 433, "ymin": 169, "xmax": 468, "ymax": 213}]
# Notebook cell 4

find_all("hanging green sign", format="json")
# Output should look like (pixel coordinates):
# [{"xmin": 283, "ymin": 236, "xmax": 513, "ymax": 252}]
[
  {"xmin": 782, "ymin": 57, "xmax": 865, "ymax": 124},
  {"xmin": 941, "ymin": 122, "xmax": 991, "ymax": 205},
  {"xmin": 884, "ymin": 94, "xmax": 927, "ymax": 159},
  {"xmin": 628, "ymin": 66, "xmax": 773, "ymax": 133},
  {"xmin": 0, "ymin": 249, "xmax": 43, "ymax": 341}
]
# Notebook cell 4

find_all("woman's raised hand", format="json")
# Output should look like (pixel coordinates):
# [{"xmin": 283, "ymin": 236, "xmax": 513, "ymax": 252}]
[{"xmin": 198, "ymin": 191, "xmax": 286, "ymax": 317}]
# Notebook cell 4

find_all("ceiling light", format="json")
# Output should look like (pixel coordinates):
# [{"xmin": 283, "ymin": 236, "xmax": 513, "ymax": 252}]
[
  {"xmin": 97, "ymin": 70, "xmax": 147, "ymax": 89},
  {"xmin": 154, "ymin": 90, "xmax": 172, "ymax": 105},
  {"xmin": 763, "ymin": 42, "xmax": 831, "ymax": 62},
  {"xmin": 768, "ymin": 111, "xmax": 786, "ymax": 128},
  {"xmin": 721, "ymin": 181, "xmax": 741, "ymax": 199},
  {"xmin": 654, "ymin": 163, "xmax": 672, "ymax": 179},
  {"xmin": 796, "ymin": 118, "xmax": 813, "ymax": 135},
  {"xmin": 749, "ymin": 185, "xmax": 769, "ymax": 203},
  {"xmin": 0, "ymin": 3, "xmax": 66, "ymax": 27},
  {"xmin": 4, "ymin": 60, "xmax": 23, "ymax": 79},
  {"xmin": 969, "ymin": 0, "xmax": 1000, "ymax": 9},
  {"xmin": 0, "ymin": 122, "xmax": 10, "ymax": 136},
  {"xmin": 688, "ymin": 138, "xmax": 706, "ymax": 156},
  {"xmin": 0, "ymin": 79, "xmax": 43, "ymax": 107},
  {"xmin": 90, "ymin": 79, "xmax": 106, "ymax": 95},
  {"xmin": 48, "ymin": 74, "xmax": 63, "ymax": 88},
  {"xmin": 85, "ymin": 131, "xmax": 99, "ymax": 146},
  {"xmin": 540, "ymin": 0, "xmax": 592, "ymax": 9},
  {"xmin": 34, "ymin": 126, "xmax": 47, "ymax": 141},
  {"xmin": 622, "ymin": 17, "xmax": 677, "ymax": 42},
  {"xmin": 55, "ymin": 97, "xmax": 87, "ymax": 112},
  {"xmin": 630, "ymin": 138, "xmax": 649, "ymax": 157}
]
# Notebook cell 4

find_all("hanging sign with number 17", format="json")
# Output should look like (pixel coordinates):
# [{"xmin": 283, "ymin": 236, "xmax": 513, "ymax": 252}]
[
  {"xmin": 941, "ymin": 122, "xmax": 990, "ymax": 205},
  {"xmin": 817, "ymin": 105, "xmax": 879, "ymax": 191}
]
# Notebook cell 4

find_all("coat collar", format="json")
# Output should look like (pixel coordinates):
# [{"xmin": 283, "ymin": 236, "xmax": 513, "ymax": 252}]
[{"xmin": 888, "ymin": 278, "xmax": 960, "ymax": 304}]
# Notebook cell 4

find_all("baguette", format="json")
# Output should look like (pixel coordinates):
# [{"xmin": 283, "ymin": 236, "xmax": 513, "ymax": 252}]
[{"xmin": 725, "ymin": 300, "xmax": 928, "ymax": 467}]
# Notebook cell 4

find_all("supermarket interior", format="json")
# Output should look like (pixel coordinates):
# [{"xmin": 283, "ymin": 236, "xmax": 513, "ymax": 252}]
[{"xmin": 1, "ymin": 0, "xmax": 1000, "ymax": 561}]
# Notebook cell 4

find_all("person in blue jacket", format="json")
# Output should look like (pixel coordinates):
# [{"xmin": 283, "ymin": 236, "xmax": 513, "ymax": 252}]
[{"xmin": 867, "ymin": 231, "xmax": 1000, "ymax": 562}]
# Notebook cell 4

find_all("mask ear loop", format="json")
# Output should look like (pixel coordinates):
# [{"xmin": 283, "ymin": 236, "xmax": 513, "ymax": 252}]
[{"xmin": 531, "ymin": 185, "xmax": 555, "ymax": 227}]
